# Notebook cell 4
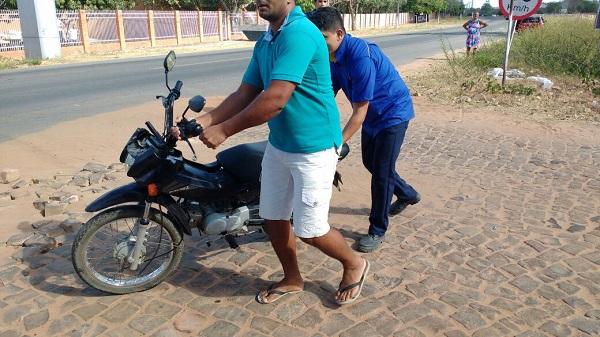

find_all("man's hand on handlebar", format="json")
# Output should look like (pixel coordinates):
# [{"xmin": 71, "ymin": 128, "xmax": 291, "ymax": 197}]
[
  {"xmin": 200, "ymin": 125, "xmax": 228, "ymax": 149},
  {"xmin": 170, "ymin": 117, "xmax": 203, "ymax": 141},
  {"xmin": 169, "ymin": 117, "xmax": 186, "ymax": 140}
]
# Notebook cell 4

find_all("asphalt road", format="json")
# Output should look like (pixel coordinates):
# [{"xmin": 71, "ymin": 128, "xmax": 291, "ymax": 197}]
[{"xmin": 0, "ymin": 19, "xmax": 505, "ymax": 142}]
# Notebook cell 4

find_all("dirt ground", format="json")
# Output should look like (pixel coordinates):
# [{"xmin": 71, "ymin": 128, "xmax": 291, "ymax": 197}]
[
  {"xmin": 1, "ymin": 58, "xmax": 598, "ymax": 238},
  {"xmin": 1, "ymin": 58, "xmax": 600, "ymax": 337}
]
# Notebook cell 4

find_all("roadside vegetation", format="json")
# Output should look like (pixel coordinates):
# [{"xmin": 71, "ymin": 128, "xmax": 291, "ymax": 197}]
[
  {"xmin": 407, "ymin": 16, "xmax": 600, "ymax": 122},
  {"xmin": 0, "ymin": 56, "xmax": 41, "ymax": 70}
]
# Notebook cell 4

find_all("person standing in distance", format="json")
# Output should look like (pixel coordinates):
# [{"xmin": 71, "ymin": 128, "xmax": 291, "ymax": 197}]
[
  {"xmin": 315, "ymin": 0, "xmax": 329, "ymax": 8},
  {"xmin": 463, "ymin": 12, "xmax": 488, "ymax": 56}
]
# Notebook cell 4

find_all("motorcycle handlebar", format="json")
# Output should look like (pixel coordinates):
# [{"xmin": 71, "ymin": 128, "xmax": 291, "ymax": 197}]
[
  {"xmin": 164, "ymin": 80, "xmax": 184, "ymax": 140},
  {"xmin": 173, "ymin": 80, "xmax": 183, "ymax": 96},
  {"xmin": 146, "ymin": 121, "xmax": 162, "ymax": 138}
]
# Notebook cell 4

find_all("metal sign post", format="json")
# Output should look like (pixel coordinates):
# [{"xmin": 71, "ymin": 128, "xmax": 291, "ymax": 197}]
[
  {"xmin": 501, "ymin": 0, "xmax": 514, "ymax": 88},
  {"xmin": 499, "ymin": 0, "xmax": 543, "ymax": 87}
]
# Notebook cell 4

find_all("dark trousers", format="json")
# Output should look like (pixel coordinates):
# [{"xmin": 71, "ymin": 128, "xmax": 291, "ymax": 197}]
[{"xmin": 361, "ymin": 121, "xmax": 418, "ymax": 236}]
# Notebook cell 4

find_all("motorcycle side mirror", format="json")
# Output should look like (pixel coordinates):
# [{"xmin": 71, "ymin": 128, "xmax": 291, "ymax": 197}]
[
  {"xmin": 188, "ymin": 95, "xmax": 206, "ymax": 113},
  {"xmin": 163, "ymin": 51, "xmax": 176, "ymax": 73}
]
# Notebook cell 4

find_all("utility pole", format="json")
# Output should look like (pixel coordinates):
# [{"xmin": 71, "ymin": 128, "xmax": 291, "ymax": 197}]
[{"xmin": 17, "ymin": 0, "xmax": 61, "ymax": 59}]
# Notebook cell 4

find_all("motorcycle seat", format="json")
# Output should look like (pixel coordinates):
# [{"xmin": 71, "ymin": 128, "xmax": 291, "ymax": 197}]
[{"xmin": 216, "ymin": 141, "xmax": 267, "ymax": 184}]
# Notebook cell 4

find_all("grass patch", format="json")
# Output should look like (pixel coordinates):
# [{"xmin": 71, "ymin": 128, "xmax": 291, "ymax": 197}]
[
  {"xmin": 475, "ymin": 16, "xmax": 600, "ymax": 82},
  {"xmin": 406, "ymin": 15, "xmax": 600, "ymax": 122},
  {"xmin": 0, "ymin": 56, "xmax": 42, "ymax": 70}
]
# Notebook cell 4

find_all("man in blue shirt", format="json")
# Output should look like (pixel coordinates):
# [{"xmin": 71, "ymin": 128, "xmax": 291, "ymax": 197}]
[
  {"xmin": 308, "ymin": 7, "xmax": 420, "ymax": 252},
  {"xmin": 176, "ymin": 0, "xmax": 368, "ymax": 305}
]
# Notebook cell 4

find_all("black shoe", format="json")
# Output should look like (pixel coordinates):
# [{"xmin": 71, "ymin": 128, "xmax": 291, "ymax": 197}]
[
  {"xmin": 389, "ymin": 192, "xmax": 421, "ymax": 216},
  {"xmin": 357, "ymin": 234, "xmax": 385, "ymax": 253}
]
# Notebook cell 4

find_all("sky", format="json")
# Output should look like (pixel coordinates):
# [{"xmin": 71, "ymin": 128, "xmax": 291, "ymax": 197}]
[{"xmin": 467, "ymin": 0, "xmax": 563, "ymax": 9}]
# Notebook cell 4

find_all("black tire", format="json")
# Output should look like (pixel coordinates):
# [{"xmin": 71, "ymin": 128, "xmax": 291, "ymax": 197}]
[{"xmin": 72, "ymin": 205, "xmax": 184, "ymax": 294}]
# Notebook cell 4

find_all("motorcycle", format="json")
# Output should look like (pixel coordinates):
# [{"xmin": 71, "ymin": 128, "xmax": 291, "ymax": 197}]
[{"xmin": 71, "ymin": 51, "xmax": 349, "ymax": 294}]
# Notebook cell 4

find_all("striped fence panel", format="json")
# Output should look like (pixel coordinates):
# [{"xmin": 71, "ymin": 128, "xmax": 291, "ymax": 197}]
[
  {"xmin": 123, "ymin": 11, "xmax": 149, "ymax": 41},
  {"xmin": 180, "ymin": 11, "xmax": 199, "ymax": 38},
  {"xmin": 0, "ymin": 10, "xmax": 22, "ymax": 51},
  {"xmin": 87, "ymin": 11, "xmax": 118, "ymax": 44},
  {"xmin": 56, "ymin": 10, "xmax": 81, "ymax": 46},
  {"xmin": 154, "ymin": 11, "xmax": 175, "ymax": 40}
]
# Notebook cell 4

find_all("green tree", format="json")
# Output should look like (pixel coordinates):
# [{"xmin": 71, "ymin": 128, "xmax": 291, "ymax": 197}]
[
  {"xmin": 445, "ymin": 0, "xmax": 465, "ymax": 16},
  {"xmin": 480, "ymin": 2, "xmax": 493, "ymax": 16},
  {"xmin": 405, "ymin": 0, "xmax": 432, "ymax": 14},
  {"xmin": 0, "ymin": 0, "xmax": 17, "ymax": 9},
  {"xmin": 567, "ymin": 0, "xmax": 581, "ymax": 13},
  {"xmin": 430, "ymin": 0, "xmax": 447, "ymax": 22},
  {"xmin": 54, "ymin": 0, "xmax": 136, "ymax": 9},
  {"xmin": 295, "ymin": 0, "xmax": 315, "ymax": 12},
  {"xmin": 577, "ymin": 0, "xmax": 598, "ymax": 12},
  {"xmin": 545, "ymin": 2, "xmax": 563, "ymax": 14}
]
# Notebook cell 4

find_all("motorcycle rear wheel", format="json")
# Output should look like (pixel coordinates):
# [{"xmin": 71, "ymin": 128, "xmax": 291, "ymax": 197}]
[{"xmin": 72, "ymin": 205, "xmax": 184, "ymax": 294}]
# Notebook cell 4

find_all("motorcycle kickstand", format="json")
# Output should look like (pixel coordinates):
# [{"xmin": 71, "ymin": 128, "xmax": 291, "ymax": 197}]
[
  {"xmin": 204, "ymin": 234, "xmax": 239, "ymax": 249},
  {"xmin": 204, "ymin": 227, "xmax": 264, "ymax": 249},
  {"xmin": 224, "ymin": 234, "xmax": 239, "ymax": 249}
]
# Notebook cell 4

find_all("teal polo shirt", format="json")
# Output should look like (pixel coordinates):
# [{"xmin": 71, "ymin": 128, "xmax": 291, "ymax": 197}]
[{"xmin": 242, "ymin": 6, "xmax": 342, "ymax": 154}]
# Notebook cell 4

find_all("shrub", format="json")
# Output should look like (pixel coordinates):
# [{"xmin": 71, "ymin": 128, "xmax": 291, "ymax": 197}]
[{"xmin": 475, "ymin": 16, "xmax": 600, "ymax": 81}]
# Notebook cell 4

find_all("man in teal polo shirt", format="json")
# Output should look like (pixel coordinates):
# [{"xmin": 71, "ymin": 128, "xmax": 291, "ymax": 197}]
[{"xmin": 188, "ymin": 0, "xmax": 369, "ymax": 305}]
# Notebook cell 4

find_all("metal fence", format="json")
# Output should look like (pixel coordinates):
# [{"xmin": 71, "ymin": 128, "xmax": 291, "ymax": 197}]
[
  {"xmin": 57, "ymin": 10, "xmax": 81, "ymax": 46},
  {"xmin": 123, "ymin": 11, "xmax": 149, "ymax": 42},
  {"xmin": 203, "ymin": 11, "xmax": 219, "ymax": 37},
  {"xmin": 154, "ymin": 11, "xmax": 175, "ymax": 40},
  {"xmin": 231, "ymin": 11, "xmax": 259, "ymax": 34},
  {"xmin": 180, "ymin": 11, "xmax": 199, "ymax": 38},
  {"xmin": 1, "ymin": 10, "xmax": 412, "ymax": 53},
  {"xmin": 87, "ymin": 11, "xmax": 118, "ymax": 43},
  {"xmin": 0, "ymin": 10, "xmax": 22, "ymax": 51}
]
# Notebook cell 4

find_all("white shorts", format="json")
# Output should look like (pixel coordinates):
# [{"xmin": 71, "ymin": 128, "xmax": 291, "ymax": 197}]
[{"xmin": 259, "ymin": 142, "xmax": 338, "ymax": 238}]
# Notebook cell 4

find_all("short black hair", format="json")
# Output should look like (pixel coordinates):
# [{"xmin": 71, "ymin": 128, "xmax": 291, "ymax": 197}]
[{"xmin": 307, "ymin": 7, "xmax": 346, "ymax": 33}]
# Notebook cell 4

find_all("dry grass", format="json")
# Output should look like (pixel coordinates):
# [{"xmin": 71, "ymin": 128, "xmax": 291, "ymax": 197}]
[
  {"xmin": 405, "ymin": 59, "xmax": 600, "ymax": 123},
  {"xmin": 405, "ymin": 16, "xmax": 600, "ymax": 123},
  {"xmin": 0, "ymin": 55, "xmax": 41, "ymax": 70}
]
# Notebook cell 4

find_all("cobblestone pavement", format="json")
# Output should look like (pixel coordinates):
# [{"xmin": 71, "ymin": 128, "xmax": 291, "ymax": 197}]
[{"xmin": 1, "ymin": 107, "xmax": 600, "ymax": 337}]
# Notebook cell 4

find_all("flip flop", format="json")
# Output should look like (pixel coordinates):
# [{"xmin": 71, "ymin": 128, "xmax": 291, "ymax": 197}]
[
  {"xmin": 255, "ymin": 284, "xmax": 302, "ymax": 304},
  {"xmin": 335, "ymin": 259, "xmax": 370, "ymax": 305}
]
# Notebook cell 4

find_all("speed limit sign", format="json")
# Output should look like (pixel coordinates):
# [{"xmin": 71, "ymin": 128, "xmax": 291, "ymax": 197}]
[{"xmin": 499, "ymin": 0, "xmax": 543, "ymax": 20}]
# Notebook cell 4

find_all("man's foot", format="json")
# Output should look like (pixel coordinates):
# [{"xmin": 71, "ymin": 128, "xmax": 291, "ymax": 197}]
[
  {"xmin": 255, "ymin": 280, "xmax": 303, "ymax": 304},
  {"xmin": 389, "ymin": 192, "xmax": 421, "ymax": 216},
  {"xmin": 335, "ymin": 258, "xmax": 370, "ymax": 305},
  {"xmin": 357, "ymin": 234, "xmax": 385, "ymax": 253}
]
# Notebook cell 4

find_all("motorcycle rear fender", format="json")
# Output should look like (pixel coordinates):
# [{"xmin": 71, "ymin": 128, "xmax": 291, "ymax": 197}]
[{"xmin": 85, "ymin": 182, "xmax": 192, "ymax": 235}]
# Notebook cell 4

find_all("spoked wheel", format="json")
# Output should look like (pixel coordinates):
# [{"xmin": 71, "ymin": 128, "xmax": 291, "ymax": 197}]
[{"xmin": 72, "ymin": 206, "xmax": 184, "ymax": 294}]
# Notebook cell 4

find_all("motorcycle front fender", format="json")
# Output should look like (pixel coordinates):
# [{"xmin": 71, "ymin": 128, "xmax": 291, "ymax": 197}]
[
  {"xmin": 85, "ymin": 182, "xmax": 146, "ymax": 212},
  {"xmin": 85, "ymin": 182, "xmax": 192, "ymax": 235}
]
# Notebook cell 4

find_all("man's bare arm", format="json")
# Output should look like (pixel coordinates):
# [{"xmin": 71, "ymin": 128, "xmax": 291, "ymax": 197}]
[
  {"xmin": 219, "ymin": 80, "xmax": 296, "ymax": 137},
  {"xmin": 342, "ymin": 101, "xmax": 369, "ymax": 143},
  {"xmin": 196, "ymin": 82, "xmax": 262, "ymax": 128}
]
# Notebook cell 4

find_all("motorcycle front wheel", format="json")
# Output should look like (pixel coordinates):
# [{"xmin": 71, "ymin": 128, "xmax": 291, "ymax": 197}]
[{"xmin": 72, "ymin": 205, "xmax": 184, "ymax": 294}]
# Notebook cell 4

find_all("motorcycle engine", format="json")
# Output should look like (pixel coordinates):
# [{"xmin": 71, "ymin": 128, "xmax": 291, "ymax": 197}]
[{"xmin": 201, "ymin": 206, "xmax": 250, "ymax": 235}]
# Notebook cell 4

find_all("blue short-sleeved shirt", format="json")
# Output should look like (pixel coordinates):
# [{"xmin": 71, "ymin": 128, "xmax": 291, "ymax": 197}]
[
  {"xmin": 330, "ymin": 34, "xmax": 415, "ymax": 136},
  {"xmin": 242, "ymin": 6, "xmax": 342, "ymax": 154}
]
